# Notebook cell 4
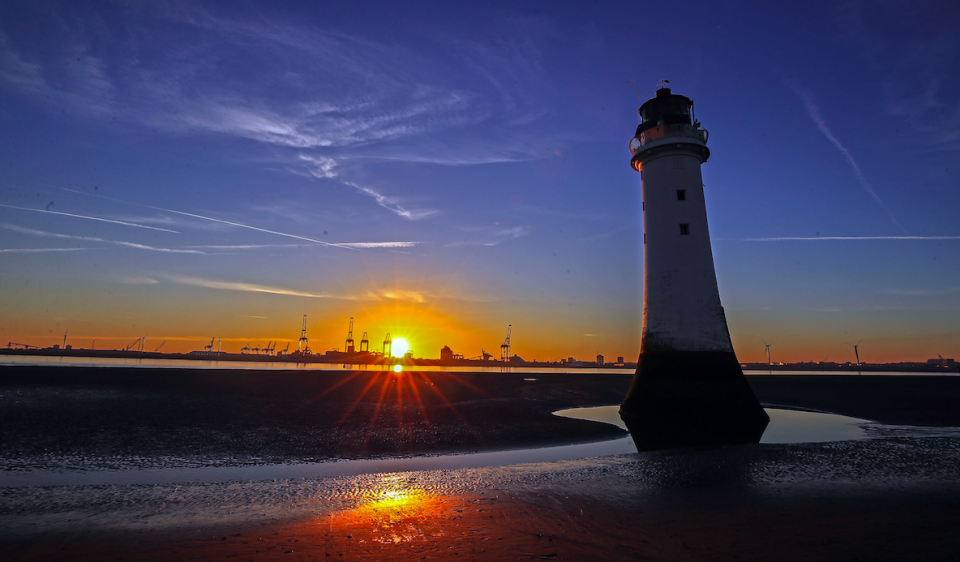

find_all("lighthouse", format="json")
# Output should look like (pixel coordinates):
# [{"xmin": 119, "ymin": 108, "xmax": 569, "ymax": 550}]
[{"xmin": 619, "ymin": 87, "xmax": 769, "ymax": 451}]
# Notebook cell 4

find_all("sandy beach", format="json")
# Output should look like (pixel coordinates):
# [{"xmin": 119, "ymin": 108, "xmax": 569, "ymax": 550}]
[{"xmin": 2, "ymin": 366, "xmax": 959, "ymax": 560}]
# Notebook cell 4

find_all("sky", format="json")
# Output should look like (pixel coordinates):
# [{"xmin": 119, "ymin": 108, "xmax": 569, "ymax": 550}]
[{"xmin": 0, "ymin": 0, "xmax": 958, "ymax": 363}]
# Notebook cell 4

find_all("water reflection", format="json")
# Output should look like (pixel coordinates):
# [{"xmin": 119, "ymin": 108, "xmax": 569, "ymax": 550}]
[
  {"xmin": 554, "ymin": 406, "xmax": 870, "ymax": 444},
  {"xmin": 327, "ymin": 473, "xmax": 440, "ymax": 545}
]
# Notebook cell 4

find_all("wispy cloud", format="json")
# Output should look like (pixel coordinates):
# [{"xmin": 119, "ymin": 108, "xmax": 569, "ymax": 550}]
[
  {"xmin": 0, "ymin": 204, "xmax": 179, "ymax": 233},
  {"xmin": 340, "ymin": 241, "xmax": 420, "ymax": 249},
  {"xmin": 0, "ymin": 247, "xmax": 88, "ymax": 253},
  {"xmin": 718, "ymin": 235, "xmax": 960, "ymax": 242},
  {"xmin": 0, "ymin": 8, "xmax": 563, "ymax": 221},
  {"xmin": 790, "ymin": 84, "xmax": 906, "ymax": 233},
  {"xmin": 349, "ymin": 183, "xmax": 439, "ymax": 221},
  {"xmin": 298, "ymin": 155, "xmax": 439, "ymax": 220},
  {"xmin": 156, "ymin": 273, "xmax": 430, "ymax": 303},
  {"xmin": 446, "ymin": 225, "xmax": 530, "ymax": 246},
  {"xmin": 159, "ymin": 274, "xmax": 344, "ymax": 299},
  {"xmin": 0, "ymin": 223, "xmax": 204, "ymax": 253},
  {"xmin": 878, "ymin": 287, "xmax": 960, "ymax": 296}
]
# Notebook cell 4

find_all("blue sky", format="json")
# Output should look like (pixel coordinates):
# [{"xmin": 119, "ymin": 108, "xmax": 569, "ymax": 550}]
[{"xmin": 1, "ymin": 0, "xmax": 957, "ymax": 362}]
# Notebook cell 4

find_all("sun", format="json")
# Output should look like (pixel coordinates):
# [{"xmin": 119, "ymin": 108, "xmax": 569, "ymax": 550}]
[{"xmin": 391, "ymin": 338, "xmax": 410, "ymax": 358}]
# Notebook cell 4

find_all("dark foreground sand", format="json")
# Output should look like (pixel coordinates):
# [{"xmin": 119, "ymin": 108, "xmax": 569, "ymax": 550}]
[{"xmin": 2, "ymin": 367, "xmax": 959, "ymax": 560}]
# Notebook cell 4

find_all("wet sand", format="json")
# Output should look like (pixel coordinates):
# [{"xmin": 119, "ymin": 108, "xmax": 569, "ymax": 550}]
[{"xmin": 2, "ymin": 367, "xmax": 960, "ymax": 560}]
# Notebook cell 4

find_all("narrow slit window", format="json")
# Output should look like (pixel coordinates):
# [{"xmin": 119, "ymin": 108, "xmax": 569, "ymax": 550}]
[
  {"xmin": 676, "ymin": 189, "xmax": 686, "ymax": 201},
  {"xmin": 643, "ymin": 233, "xmax": 646, "ymax": 244},
  {"xmin": 679, "ymin": 223, "xmax": 690, "ymax": 235}
]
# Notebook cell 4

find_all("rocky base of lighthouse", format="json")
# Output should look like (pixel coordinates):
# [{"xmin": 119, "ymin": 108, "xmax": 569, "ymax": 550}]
[{"xmin": 619, "ymin": 350, "xmax": 770, "ymax": 451}]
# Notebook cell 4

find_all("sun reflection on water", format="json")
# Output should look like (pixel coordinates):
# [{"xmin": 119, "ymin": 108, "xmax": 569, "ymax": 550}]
[{"xmin": 327, "ymin": 474, "xmax": 444, "ymax": 545}]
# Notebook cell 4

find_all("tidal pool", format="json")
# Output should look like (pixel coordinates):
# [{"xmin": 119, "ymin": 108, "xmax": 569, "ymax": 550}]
[{"xmin": 554, "ymin": 405, "xmax": 871, "ymax": 444}]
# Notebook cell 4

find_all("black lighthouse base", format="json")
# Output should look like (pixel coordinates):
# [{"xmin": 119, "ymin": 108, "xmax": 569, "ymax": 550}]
[{"xmin": 619, "ymin": 350, "xmax": 770, "ymax": 452}]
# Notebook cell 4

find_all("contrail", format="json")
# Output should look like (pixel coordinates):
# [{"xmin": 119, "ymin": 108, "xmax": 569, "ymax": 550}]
[
  {"xmin": 0, "ymin": 204, "xmax": 180, "ymax": 233},
  {"xmin": 0, "ymin": 247, "xmax": 89, "ymax": 253},
  {"xmin": 718, "ymin": 236, "xmax": 960, "ymax": 241},
  {"xmin": 0, "ymin": 223, "xmax": 205, "ymax": 254},
  {"xmin": 791, "ymin": 85, "xmax": 907, "ymax": 233},
  {"xmin": 185, "ymin": 241, "xmax": 420, "ymax": 250},
  {"xmin": 59, "ymin": 188, "xmax": 355, "ymax": 250}
]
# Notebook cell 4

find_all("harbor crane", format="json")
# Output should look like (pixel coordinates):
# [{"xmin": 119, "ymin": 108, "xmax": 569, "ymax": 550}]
[
  {"xmin": 154, "ymin": 341, "xmax": 166, "ymax": 353},
  {"xmin": 383, "ymin": 333, "xmax": 392, "ymax": 358},
  {"xmin": 345, "ymin": 317, "xmax": 355, "ymax": 353},
  {"xmin": 298, "ymin": 315, "xmax": 309, "ymax": 353},
  {"xmin": 500, "ymin": 325, "xmax": 512, "ymax": 362},
  {"xmin": 359, "ymin": 332, "xmax": 369, "ymax": 353},
  {"xmin": 125, "ymin": 338, "xmax": 141, "ymax": 352},
  {"xmin": 204, "ymin": 337, "xmax": 215, "ymax": 352}
]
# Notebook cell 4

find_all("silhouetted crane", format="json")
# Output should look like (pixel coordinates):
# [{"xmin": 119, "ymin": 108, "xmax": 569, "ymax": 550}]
[
  {"xmin": 298, "ymin": 315, "xmax": 309, "ymax": 353},
  {"xmin": 204, "ymin": 337, "xmax": 215, "ymax": 352},
  {"xmin": 359, "ymin": 332, "xmax": 369, "ymax": 353},
  {"xmin": 383, "ymin": 333, "xmax": 392, "ymax": 358},
  {"xmin": 345, "ymin": 317, "xmax": 355, "ymax": 353},
  {"xmin": 154, "ymin": 341, "xmax": 166, "ymax": 353},
  {"xmin": 500, "ymin": 325, "xmax": 512, "ymax": 362}
]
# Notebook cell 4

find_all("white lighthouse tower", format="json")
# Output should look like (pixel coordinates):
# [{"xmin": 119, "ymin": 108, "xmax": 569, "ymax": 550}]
[{"xmin": 619, "ymin": 86, "xmax": 768, "ymax": 451}]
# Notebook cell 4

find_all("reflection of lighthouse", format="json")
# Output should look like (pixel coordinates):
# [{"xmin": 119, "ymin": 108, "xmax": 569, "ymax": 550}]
[{"xmin": 619, "ymin": 87, "xmax": 769, "ymax": 451}]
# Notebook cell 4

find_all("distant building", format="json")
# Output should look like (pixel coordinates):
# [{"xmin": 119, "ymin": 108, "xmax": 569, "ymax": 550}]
[
  {"xmin": 596, "ymin": 354, "xmax": 604, "ymax": 366},
  {"xmin": 617, "ymin": 356, "xmax": 624, "ymax": 364},
  {"xmin": 928, "ymin": 357, "xmax": 957, "ymax": 368},
  {"xmin": 440, "ymin": 346, "xmax": 463, "ymax": 361}
]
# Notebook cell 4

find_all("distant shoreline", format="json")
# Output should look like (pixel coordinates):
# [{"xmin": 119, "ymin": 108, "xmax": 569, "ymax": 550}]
[{"xmin": 1, "ymin": 347, "xmax": 956, "ymax": 373}]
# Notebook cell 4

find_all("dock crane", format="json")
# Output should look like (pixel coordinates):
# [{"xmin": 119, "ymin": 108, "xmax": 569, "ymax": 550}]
[
  {"xmin": 359, "ymin": 332, "xmax": 369, "ymax": 352},
  {"xmin": 280, "ymin": 342, "xmax": 290, "ymax": 355},
  {"xmin": 383, "ymin": 333, "xmax": 392, "ymax": 358},
  {"xmin": 482, "ymin": 349, "xmax": 493, "ymax": 361},
  {"xmin": 345, "ymin": 317, "xmax": 355, "ymax": 353},
  {"xmin": 204, "ymin": 337, "xmax": 215, "ymax": 352},
  {"xmin": 154, "ymin": 341, "xmax": 166, "ymax": 353},
  {"xmin": 298, "ymin": 315, "xmax": 309, "ymax": 354},
  {"xmin": 500, "ymin": 325, "xmax": 512, "ymax": 362},
  {"xmin": 125, "ymin": 337, "xmax": 141, "ymax": 352}
]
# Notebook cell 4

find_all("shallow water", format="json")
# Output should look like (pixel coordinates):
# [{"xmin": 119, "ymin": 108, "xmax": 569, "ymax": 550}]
[
  {"xmin": 0, "ymin": 408, "xmax": 872, "ymax": 488},
  {"xmin": 554, "ymin": 405, "xmax": 871, "ymax": 444}
]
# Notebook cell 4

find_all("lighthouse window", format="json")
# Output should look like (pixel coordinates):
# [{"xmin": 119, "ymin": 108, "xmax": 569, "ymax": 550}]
[
  {"xmin": 676, "ymin": 190, "xmax": 686, "ymax": 200},
  {"xmin": 679, "ymin": 223, "xmax": 690, "ymax": 235}
]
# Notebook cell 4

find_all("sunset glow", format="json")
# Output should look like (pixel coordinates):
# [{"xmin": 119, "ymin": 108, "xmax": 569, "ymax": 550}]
[{"xmin": 0, "ymin": 2, "xmax": 957, "ymax": 364}]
